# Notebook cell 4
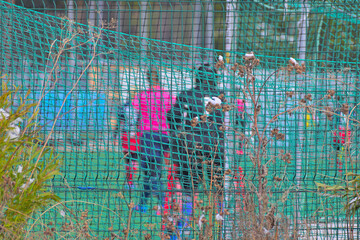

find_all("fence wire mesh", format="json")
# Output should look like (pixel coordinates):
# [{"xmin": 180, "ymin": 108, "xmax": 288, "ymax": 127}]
[{"xmin": 1, "ymin": 0, "xmax": 360, "ymax": 239}]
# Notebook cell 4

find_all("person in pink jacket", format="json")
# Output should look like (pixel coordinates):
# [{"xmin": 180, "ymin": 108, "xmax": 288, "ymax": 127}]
[{"xmin": 132, "ymin": 69, "xmax": 175, "ymax": 212}]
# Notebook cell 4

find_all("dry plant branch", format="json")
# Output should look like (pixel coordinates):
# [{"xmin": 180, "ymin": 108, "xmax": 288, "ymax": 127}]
[
  {"xmin": 21, "ymin": 24, "xmax": 104, "ymax": 200},
  {"xmin": 214, "ymin": 53, "xmax": 309, "ymax": 239}
]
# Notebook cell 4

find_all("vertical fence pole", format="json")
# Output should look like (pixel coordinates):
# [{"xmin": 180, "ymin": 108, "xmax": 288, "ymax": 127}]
[
  {"xmin": 204, "ymin": 0, "xmax": 214, "ymax": 62},
  {"xmin": 117, "ymin": 1, "xmax": 124, "ymax": 34},
  {"xmin": 140, "ymin": 1, "xmax": 149, "ymax": 66},
  {"xmin": 88, "ymin": 1, "xmax": 96, "ymax": 26},
  {"xmin": 3, "ymin": 0, "xmax": 15, "ymax": 70},
  {"xmin": 295, "ymin": 0, "xmax": 309, "ymax": 231},
  {"xmin": 67, "ymin": 0, "xmax": 76, "ymax": 83},
  {"xmin": 224, "ymin": 0, "xmax": 237, "ymax": 238},
  {"xmin": 297, "ymin": 0, "xmax": 309, "ymax": 63},
  {"xmin": 191, "ymin": 0, "xmax": 202, "ymax": 65}
]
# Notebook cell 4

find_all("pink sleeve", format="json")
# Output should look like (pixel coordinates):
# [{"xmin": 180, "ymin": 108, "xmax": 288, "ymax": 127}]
[
  {"xmin": 236, "ymin": 99, "xmax": 245, "ymax": 112},
  {"xmin": 132, "ymin": 92, "xmax": 141, "ymax": 110},
  {"xmin": 166, "ymin": 92, "xmax": 176, "ymax": 111}
]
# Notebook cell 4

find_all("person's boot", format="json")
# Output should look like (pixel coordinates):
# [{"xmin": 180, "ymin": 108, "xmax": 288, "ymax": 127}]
[
  {"xmin": 133, "ymin": 204, "xmax": 148, "ymax": 213},
  {"xmin": 182, "ymin": 195, "xmax": 193, "ymax": 216},
  {"xmin": 178, "ymin": 195, "xmax": 193, "ymax": 237}
]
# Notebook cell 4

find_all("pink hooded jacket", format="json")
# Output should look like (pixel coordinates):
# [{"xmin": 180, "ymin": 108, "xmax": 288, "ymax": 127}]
[{"xmin": 133, "ymin": 85, "xmax": 175, "ymax": 133}]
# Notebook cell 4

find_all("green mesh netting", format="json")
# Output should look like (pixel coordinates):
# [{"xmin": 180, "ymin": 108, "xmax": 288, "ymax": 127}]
[{"xmin": 1, "ymin": 0, "xmax": 360, "ymax": 239}]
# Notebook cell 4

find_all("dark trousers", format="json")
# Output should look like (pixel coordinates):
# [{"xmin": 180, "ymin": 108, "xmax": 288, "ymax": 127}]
[
  {"xmin": 171, "ymin": 132, "xmax": 224, "ymax": 198},
  {"xmin": 124, "ymin": 153, "xmax": 138, "ymax": 184},
  {"xmin": 140, "ymin": 131, "xmax": 169, "ymax": 204}
]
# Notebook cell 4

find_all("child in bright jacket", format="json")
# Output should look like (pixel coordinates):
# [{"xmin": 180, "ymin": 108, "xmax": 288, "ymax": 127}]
[
  {"xmin": 332, "ymin": 111, "xmax": 352, "ymax": 173},
  {"xmin": 114, "ymin": 88, "xmax": 140, "ymax": 188},
  {"xmin": 133, "ymin": 69, "xmax": 175, "ymax": 212}
]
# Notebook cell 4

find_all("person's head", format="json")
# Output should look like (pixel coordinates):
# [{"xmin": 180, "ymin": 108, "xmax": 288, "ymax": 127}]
[
  {"xmin": 129, "ymin": 86, "xmax": 137, "ymax": 100},
  {"xmin": 146, "ymin": 68, "xmax": 160, "ymax": 87},
  {"xmin": 195, "ymin": 64, "xmax": 218, "ymax": 87}
]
